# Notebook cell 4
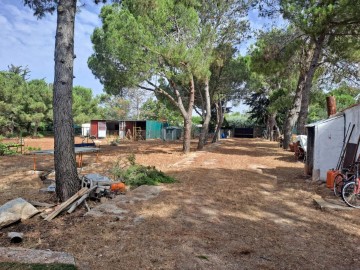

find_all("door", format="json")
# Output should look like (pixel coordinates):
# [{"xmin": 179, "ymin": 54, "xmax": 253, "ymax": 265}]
[{"xmin": 98, "ymin": 121, "xmax": 107, "ymax": 138}]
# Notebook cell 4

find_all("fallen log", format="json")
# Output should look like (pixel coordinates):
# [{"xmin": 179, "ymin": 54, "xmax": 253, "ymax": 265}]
[{"xmin": 44, "ymin": 187, "xmax": 89, "ymax": 221}]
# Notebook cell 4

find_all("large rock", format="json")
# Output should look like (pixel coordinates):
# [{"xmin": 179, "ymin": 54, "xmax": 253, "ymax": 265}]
[
  {"xmin": 0, "ymin": 247, "xmax": 75, "ymax": 265},
  {"xmin": 0, "ymin": 198, "xmax": 39, "ymax": 228}
]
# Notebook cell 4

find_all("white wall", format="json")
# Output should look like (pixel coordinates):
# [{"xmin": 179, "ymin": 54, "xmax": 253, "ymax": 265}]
[
  {"xmin": 313, "ymin": 116, "xmax": 344, "ymax": 181},
  {"xmin": 344, "ymin": 105, "xmax": 360, "ymax": 145},
  {"xmin": 81, "ymin": 123, "xmax": 91, "ymax": 136}
]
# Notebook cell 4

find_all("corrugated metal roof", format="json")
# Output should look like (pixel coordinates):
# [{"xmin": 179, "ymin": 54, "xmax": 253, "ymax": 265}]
[{"xmin": 305, "ymin": 113, "xmax": 344, "ymax": 127}]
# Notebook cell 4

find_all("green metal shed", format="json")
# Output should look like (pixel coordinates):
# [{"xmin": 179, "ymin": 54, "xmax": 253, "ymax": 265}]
[{"xmin": 146, "ymin": 120, "xmax": 164, "ymax": 139}]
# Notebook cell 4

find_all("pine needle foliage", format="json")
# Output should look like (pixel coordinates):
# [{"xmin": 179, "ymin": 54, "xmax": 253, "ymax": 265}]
[{"xmin": 110, "ymin": 154, "xmax": 175, "ymax": 188}]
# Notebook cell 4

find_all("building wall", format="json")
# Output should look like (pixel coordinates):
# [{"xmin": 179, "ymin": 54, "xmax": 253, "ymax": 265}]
[
  {"xmin": 313, "ymin": 116, "xmax": 344, "ymax": 181},
  {"xmin": 146, "ymin": 120, "xmax": 163, "ymax": 139},
  {"xmin": 90, "ymin": 120, "xmax": 165, "ymax": 140},
  {"xmin": 90, "ymin": 120, "xmax": 98, "ymax": 138},
  {"xmin": 344, "ymin": 105, "xmax": 360, "ymax": 145}
]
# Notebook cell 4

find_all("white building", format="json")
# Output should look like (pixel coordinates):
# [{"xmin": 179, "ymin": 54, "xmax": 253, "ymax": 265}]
[
  {"xmin": 306, "ymin": 103, "xmax": 360, "ymax": 181},
  {"xmin": 81, "ymin": 123, "xmax": 91, "ymax": 136}
]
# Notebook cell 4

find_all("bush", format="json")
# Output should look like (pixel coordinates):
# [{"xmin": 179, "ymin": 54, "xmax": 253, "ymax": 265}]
[
  {"xmin": 110, "ymin": 154, "xmax": 175, "ymax": 188},
  {"xmin": 33, "ymin": 133, "xmax": 44, "ymax": 138},
  {"xmin": 5, "ymin": 133, "xmax": 17, "ymax": 139},
  {"xmin": 0, "ymin": 143, "xmax": 18, "ymax": 156},
  {"xmin": 24, "ymin": 146, "xmax": 41, "ymax": 154},
  {"xmin": 122, "ymin": 165, "xmax": 175, "ymax": 188}
]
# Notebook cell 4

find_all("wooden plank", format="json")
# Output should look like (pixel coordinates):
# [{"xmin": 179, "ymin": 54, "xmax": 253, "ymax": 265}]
[
  {"xmin": 44, "ymin": 187, "xmax": 89, "ymax": 221},
  {"xmin": 29, "ymin": 201, "xmax": 56, "ymax": 208},
  {"xmin": 84, "ymin": 201, "xmax": 90, "ymax": 212},
  {"xmin": 67, "ymin": 193, "xmax": 89, "ymax": 214}
]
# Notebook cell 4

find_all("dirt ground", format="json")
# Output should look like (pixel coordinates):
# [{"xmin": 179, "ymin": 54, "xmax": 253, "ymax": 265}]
[{"xmin": 0, "ymin": 137, "xmax": 359, "ymax": 269}]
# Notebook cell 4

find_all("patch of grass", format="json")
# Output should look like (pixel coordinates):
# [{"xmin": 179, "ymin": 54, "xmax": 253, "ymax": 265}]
[
  {"xmin": 25, "ymin": 146, "xmax": 41, "ymax": 153},
  {"xmin": 195, "ymin": 255, "xmax": 209, "ymax": 260},
  {"xmin": 0, "ymin": 262, "xmax": 77, "ymax": 270}
]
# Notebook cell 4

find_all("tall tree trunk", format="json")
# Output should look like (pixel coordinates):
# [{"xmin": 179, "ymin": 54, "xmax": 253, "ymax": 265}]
[
  {"xmin": 183, "ymin": 116, "xmax": 192, "ymax": 153},
  {"xmin": 212, "ymin": 99, "xmax": 225, "ymax": 143},
  {"xmin": 297, "ymin": 34, "xmax": 326, "ymax": 134},
  {"xmin": 267, "ymin": 112, "xmax": 280, "ymax": 141},
  {"xmin": 182, "ymin": 75, "xmax": 195, "ymax": 154},
  {"xmin": 198, "ymin": 79, "xmax": 211, "ymax": 150},
  {"xmin": 282, "ymin": 69, "xmax": 306, "ymax": 149},
  {"xmin": 53, "ymin": 0, "xmax": 80, "ymax": 202},
  {"xmin": 267, "ymin": 112, "xmax": 275, "ymax": 141},
  {"xmin": 212, "ymin": 102, "xmax": 220, "ymax": 143},
  {"xmin": 282, "ymin": 42, "xmax": 315, "ymax": 150}
]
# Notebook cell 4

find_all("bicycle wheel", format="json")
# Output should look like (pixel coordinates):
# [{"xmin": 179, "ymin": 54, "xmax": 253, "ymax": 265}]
[
  {"xmin": 333, "ymin": 174, "xmax": 345, "ymax": 197},
  {"xmin": 342, "ymin": 181, "xmax": 360, "ymax": 208}
]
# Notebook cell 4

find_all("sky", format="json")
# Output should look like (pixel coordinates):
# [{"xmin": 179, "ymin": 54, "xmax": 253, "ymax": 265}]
[
  {"xmin": 0, "ymin": 1, "xmax": 282, "ymax": 112},
  {"xmin": 0, "ymin": 0, "xmax": 104, "ymax": 94}
]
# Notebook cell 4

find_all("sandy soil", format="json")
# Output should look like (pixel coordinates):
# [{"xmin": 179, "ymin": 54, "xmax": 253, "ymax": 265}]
[{"xmin": 0, "ymin": 137, "xmax": 359, "ymax": 269}]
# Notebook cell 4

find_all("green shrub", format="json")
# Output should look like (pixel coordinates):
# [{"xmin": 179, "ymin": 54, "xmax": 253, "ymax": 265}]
[
  {"xmin": 0, "ymin": 143, "xmax": 18, "ymax": 155},
  {"xmin": 127, "ymin": 153, "xmax": 136, "ymax": 166},
  {"xmin": 24, "ymin": 146, "xmax": 41, "ymax": 154},
  {"xmin": 5, "ymin": 133, "xmax": 17, "ymax": 138},
  {"xmin": 122, "ymin": 165, "xmax": 175, "ymax": 188},
  {"xmin": 35, "ymin": 133, "xmax": 44, "ymax": 138},
  {"xmin": 110, "ymin": 155, "xmax": 175, "ymax": 188}
]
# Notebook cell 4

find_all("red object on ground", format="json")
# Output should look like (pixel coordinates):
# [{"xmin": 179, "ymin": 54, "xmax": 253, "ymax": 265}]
[
  {"xmin": 326, "ymin": 169, "xmax": 340, "ymax": 188},
  {"xmin": 110, "ymin": 182, "xmax": 126, "ymax": 192}
]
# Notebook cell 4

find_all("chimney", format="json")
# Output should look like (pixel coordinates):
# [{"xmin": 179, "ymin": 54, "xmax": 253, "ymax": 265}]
[{"xmin": 326, "ymin": 96, "xmax": 336, "ymax": 117}]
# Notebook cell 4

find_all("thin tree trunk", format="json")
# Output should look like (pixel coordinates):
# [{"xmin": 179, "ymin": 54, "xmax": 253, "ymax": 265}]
[
  {"xmin": 267, "ymin": 113, "xmax": 274, "ymax": 141},
  {"xmin": 212, "ymin": 102, "xmax": 220, "ymax": 143},
  {"xmin": 297, "ymin": 34, "xmax": 326, "ymax": 134},
  {"xmin": 53, "ymin": 0, "xmax": 80, "ymax": 202},
  {"xmin": 267, "ymin": 112, "xmax": 280, "ymax": 141},
  {"xmin": 182, "ymin": 75, "xmax": 195, "ymax": 153},
  {"xmin": 33, "ymin": 121, "xmax": 39, "ymax": 137},
  {"xmin": 198, "ymin": 79, "xmax": 211, "ymax": 150},
  {"xmin": 212, "ymin": 99, "xmax": 225, "ymax": 143}
]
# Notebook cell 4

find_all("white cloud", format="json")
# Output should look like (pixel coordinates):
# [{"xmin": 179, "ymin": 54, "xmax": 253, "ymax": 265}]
[
  {"xmin": 0, "ymin": 0, "xmax": 104, "ymax": 95},
  {"xmin": 77, "ymin": 8, "xmax": 100, "ymax": 27}
]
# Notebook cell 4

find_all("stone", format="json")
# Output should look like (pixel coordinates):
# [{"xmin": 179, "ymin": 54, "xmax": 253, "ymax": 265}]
[
  {"xmin": 0, "ymin": 247, "xmax": 75, "ymax": 265},
  {"xmin": 0, "ymin": 198, "xmax": 40, "ymax": 228},
  {"xmin": 313, "ymin": 197, "xmax": 353, "ymax": 210}
]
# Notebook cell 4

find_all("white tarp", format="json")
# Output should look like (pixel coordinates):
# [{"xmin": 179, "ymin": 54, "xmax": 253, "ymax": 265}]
[{"xmin": 297, "ymin": 135, "xmax": 307, "ymax": 152}]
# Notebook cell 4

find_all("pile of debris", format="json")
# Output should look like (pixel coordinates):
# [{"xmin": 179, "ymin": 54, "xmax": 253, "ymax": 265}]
[
  {"xmin": 0, "ymin": 173, "xmax": 126, "ymax": 230},
  {"xmin": 44, "ymin": 174, "xmax": 126, "ymax": 221}
]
